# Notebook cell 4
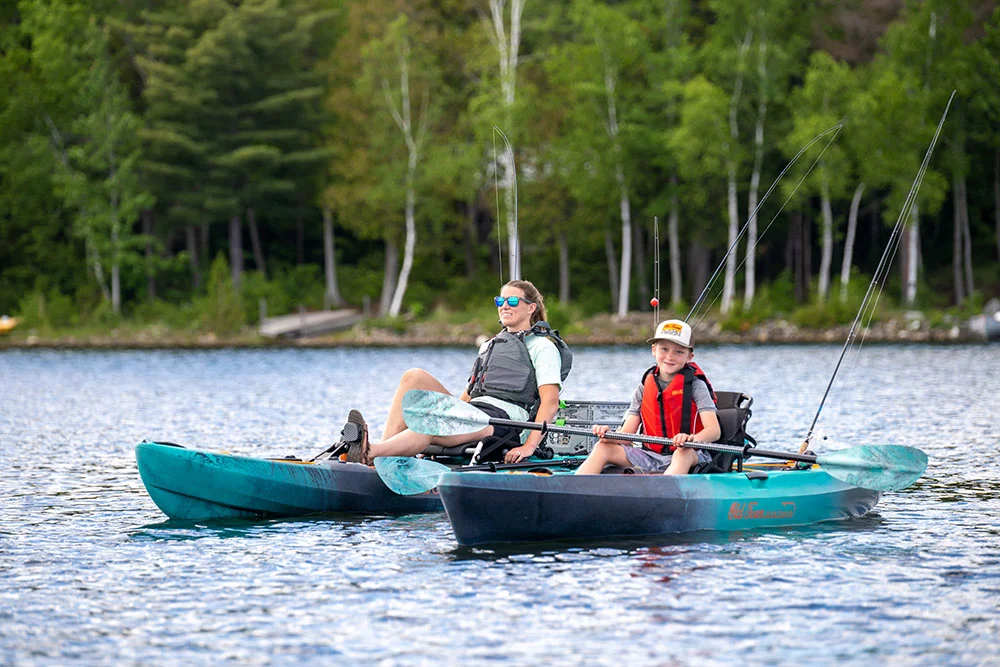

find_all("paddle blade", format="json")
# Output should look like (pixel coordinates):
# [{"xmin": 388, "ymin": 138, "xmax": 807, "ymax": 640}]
[
  {"xmin": 817, "ymin": 445, "xmax": 928, "ymax": 492},
  {"xmin": 402, "ymin": 390, "xmax": 491, "ymax": 436},
  {"xmin": 374, "ymin": 456, "xmax": 450, "ymax": 495}
]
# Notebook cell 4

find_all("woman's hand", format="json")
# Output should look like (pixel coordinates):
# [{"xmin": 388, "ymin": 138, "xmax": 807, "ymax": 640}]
[{"xmin": 504, "ymin": 444, "xmax": 536, "ymax": 464}]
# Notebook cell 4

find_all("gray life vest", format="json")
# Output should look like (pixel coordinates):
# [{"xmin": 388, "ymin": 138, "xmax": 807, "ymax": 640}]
[{"xmin": 466, "ymin": 321, "xmax": 573, "ymax": 413}]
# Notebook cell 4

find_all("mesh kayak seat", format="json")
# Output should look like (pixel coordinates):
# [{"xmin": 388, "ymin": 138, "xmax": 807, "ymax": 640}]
[{"xmin": 691, "ymin": 391, "xmax": 756, "ymax": 474}]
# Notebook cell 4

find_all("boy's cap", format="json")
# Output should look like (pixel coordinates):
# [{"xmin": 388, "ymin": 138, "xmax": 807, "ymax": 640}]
[{"xmin": 647, "ymin": 319, "xmax": 693, "ymax": 348}]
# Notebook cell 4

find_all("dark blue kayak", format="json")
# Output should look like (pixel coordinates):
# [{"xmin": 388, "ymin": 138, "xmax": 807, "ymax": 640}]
[{"xmin": 437, "ymin": 467, "xmax": 882, "ymax": 546}]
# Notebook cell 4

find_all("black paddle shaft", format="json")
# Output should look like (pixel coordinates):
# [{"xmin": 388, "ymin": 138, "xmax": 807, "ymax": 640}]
[
  {"xmin": 487, "ymin": 418, "xmax": 823, "ymax": 464},
  {"xmin": 486, "ymin": 418, "xmax": 750, "ymax": 458}
]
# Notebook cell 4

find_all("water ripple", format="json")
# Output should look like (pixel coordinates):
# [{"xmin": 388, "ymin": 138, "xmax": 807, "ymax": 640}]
[{"xmin": 1, "ymin": 345, "xmax": 998, "ymax": 665}]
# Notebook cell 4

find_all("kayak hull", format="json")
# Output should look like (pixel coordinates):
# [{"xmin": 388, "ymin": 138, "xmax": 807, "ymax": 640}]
[
  {"xmin": 135, "ymin": 442, "xmax": 442, "ymax": 520},
  {"xmin": 438, "ymin": 469, "xmax": 881, "ymax": 546}
]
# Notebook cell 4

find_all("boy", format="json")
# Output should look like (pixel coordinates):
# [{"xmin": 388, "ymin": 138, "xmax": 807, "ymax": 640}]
[{"xmin": 575, "ymin": 319, "xmax": 721, "ymax": 475}]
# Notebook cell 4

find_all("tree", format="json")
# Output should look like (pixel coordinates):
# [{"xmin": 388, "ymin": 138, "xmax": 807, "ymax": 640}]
[
  {"xmin": 668, "ymin": 76, "xmax": 730, "ymax": 307},
  {"xmin": 25, "ymin": 2, "xmax": 152, "ymax": 314},
  {"xmin": 545, "ymin": 0, "xmax": 649, "ymax": 318},
  {"xmin": 740, "ymin": 1, "xmax": 810, "ymax": 308},
  {"xmin": 783, "ymin": 52, "xmax": 854, "ymax": 303},
  {"xmin": 483, "ymin": 0, "xmax": 525, "ymax": 280},
  {"xmin": 879, "ymin": 0, "xmax": 954, "ymax": 306},
  {"xmin": 362, "ymin": 15, "xmax": 437, "ymax": 317},
  {"xmin": 702, "ymin": 1, "xmax": 753, "ymax": 314}
]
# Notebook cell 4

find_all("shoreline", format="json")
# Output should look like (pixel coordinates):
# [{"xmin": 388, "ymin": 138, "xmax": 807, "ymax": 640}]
[{"xmin": 0, "ymin": 313, "xmax": 990, "ymax": 349}]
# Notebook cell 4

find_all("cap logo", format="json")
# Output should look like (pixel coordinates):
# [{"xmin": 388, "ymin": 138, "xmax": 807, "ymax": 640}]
[{"xmin": 662, "ymin": 323, "xmax": 683, "ymax": 335}]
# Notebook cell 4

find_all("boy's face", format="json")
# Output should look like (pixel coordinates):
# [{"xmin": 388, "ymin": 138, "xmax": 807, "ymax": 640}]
[{"xmin": 651, "ymin": 339, "xmax": 693, "ymax": 374}]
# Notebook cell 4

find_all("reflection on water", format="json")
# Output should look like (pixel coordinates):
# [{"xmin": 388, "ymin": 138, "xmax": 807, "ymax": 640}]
[{"xmin": 1, "ymin": 345, "xmax": 999, "ymax": 665}]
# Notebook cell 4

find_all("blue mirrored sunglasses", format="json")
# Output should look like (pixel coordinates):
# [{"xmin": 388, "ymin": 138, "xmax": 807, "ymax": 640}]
[{"xmin": 494, "ymin": 295, "xmax": 532, "ymax": 308}]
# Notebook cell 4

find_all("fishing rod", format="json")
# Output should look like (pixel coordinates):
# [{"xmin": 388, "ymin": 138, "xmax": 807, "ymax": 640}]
[
  {"xmin": 492, "ymin": 126, "xmax": 519, "ymax": 284},
  {"xmin": 650, "ymin": 215, "xmax": 660, "ymax": 323},
  {"xmin": 685, "ymin": 124, "xmax": 843, "ymax": 326},
  {"xmin": 802, "ymin": 91, "xmax": 956, "ymax": 449}
]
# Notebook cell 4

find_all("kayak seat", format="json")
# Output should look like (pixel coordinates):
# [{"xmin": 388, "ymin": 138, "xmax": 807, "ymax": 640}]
[
  {"xmin": 692, "ymin": 391, "xmax": 755, "ymax": 474},
  {"xmin": 422, "ymin": 427, "xmax": 535, "ymax": 464}
]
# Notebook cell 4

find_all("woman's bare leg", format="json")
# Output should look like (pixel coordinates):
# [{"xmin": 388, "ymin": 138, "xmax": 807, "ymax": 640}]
[
  {"xmin": 381, "ymin": 368, "xmax": 453, "ymax": 440},
  {"xmin": 369, "ymin": 426, "xmax": 494, "ymax": 459}
]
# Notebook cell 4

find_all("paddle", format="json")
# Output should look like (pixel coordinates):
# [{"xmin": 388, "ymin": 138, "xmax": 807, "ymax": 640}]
[
  {"xmin": 375, "ymin": 456, "xmax": 583, "ymax": 495},
  {"xmin": 400, "ymin": 390, "xmax": 929, "ymax": 492}
]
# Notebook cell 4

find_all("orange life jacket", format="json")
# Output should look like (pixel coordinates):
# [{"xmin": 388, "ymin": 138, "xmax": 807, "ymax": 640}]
[{"xmin": 639, "ymin": 363, "xmax": 717, "ymax": 454}]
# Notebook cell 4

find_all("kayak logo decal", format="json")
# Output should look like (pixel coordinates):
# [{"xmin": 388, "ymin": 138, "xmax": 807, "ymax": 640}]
[{"xmin": 727, "ymin": 501, "xmax": 796, "ymax": 521}]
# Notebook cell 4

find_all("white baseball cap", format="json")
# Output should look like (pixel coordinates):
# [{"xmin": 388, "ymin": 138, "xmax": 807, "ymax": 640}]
[{"xmin": 647, "ymin": 319, "xmax": 693, "ymax": 348}]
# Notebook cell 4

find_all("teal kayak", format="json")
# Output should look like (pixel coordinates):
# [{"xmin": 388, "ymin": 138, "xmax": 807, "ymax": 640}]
[
  {"xmin": 134, "ymin": 400, "xmax": 627, "ymax": 521},
  {"xmin": 135, "ymin": 442, "xmax": 442, "ymax": 520},
  {"xmin": 437, "ymin": 466, "xmax": 882, "ymax": 546}
]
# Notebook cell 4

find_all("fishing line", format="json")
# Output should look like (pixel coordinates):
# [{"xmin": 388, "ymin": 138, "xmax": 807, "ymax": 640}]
[
  {"xmin": 686, "ymin": 124, "xmax": 843, "ymax": 327},
  {"xmin": 803, "ymin": 91, "xmax": 956, "ymax": 447}
]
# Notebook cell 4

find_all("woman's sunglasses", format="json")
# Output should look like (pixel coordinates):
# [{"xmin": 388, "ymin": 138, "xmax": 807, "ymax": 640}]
[{"xmin": 494, "ymin": 296, "xmax": 532, "ymax": 308}]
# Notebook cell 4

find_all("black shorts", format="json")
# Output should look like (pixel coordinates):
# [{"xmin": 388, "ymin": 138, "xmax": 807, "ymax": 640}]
[{"xmin": 469, "ymin": 401, "xmax": 518, "ymax": 461}]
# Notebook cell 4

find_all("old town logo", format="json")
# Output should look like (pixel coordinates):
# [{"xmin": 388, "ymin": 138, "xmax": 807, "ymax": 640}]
[{"xmin": 728, "ymin": 501, "xmax": 796, "ymax": 521}]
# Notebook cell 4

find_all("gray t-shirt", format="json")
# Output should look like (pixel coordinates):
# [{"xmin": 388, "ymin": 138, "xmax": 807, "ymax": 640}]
[{"xmin": 625, "ymin": 375, "xmax": 717, "ymax": 419}]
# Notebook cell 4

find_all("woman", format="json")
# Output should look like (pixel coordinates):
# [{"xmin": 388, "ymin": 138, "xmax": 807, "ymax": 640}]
[{"xmin": 339, "ymin": 279, "xmax": 567, "ymax": 465}]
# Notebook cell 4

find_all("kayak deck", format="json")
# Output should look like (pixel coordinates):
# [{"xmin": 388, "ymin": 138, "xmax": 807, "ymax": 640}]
[
  {"xmin": 135, "ymin": 442, "xmax": 442, "ymax": 520},
  {"xmin": 437, "ymin": 467, "xmax": 881, "ymax": 546}
]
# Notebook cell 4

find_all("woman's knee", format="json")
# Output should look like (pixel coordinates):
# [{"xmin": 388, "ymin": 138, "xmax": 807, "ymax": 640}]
[{"xmin": 399, "ymin": 368, "xmax": 436, "ymax": 387}]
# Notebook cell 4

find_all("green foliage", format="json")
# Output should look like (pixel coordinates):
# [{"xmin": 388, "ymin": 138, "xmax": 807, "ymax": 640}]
[
  {"xmin": 791, "ymin": 290, "xmax": 868, "ymax": 329},
  {"xmin": 200, "ymin": 254, "xmax": 246, "ymax": 335},
  {"xmin": 542, "ymin": 299, "xmax": 588, "ymax": 337},
  {"xmin": 15, "ymin": 288, "xmax": 76, "ymax": 334},
  {"xmin": 130, "ymin": 298, "xmax": 201, "ymax": 330},
  {"xmin": 1, "ymin": 0, "xmax": 998, "ymax": 336}
]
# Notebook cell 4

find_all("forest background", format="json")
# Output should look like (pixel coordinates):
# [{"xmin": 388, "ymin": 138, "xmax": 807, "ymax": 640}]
[{"xmin": 1, "ymin": 0, "xmax": 999, "ymax": 345}]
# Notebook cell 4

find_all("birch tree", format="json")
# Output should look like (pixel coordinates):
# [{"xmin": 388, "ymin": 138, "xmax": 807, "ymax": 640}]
[
  {"xmin": 741, "ymin": 1, "xmax": 807, "ymax": 308},
  {"xmin": 554, "ymin": 1, "xmax": 647, "ymax": 318},
  {"xmin": 703, "ymin": 1, "xmax": 755, "ymax": 314},
  {"xmin": 880, "ymin": 0, "xmax": 960, "ymax": 305},
  {"xmin": 784, "ymin": 52, "xmax": 853, "ymax": 303},
  {"xmin": 483, "ymin": 0, "xmax": 524, "ymax": 280},
  {"xmin": 668, "ymin": 76, "xmax": 730, "ymax": 304},
  {"xmin": 31, "ymin": 6, "xmax": 152, "ymax": 314},
  {"xmin": 648, "ymin": 0, "xmax": 698, "ymax": 310},
  {"xmin": 363, "ymin": 15, "xmax": 436, "ymax": 317}
]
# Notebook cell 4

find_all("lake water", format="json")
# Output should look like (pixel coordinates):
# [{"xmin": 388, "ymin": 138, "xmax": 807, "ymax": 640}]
[{"xmin": 1, "ymin": 344, "xmax": 998, "ymax": 665}]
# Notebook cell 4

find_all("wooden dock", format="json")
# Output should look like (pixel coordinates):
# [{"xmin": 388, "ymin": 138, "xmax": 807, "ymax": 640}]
[{"xmin": 259, "ymin": 309, "xmax": 363, "ymax": 339}]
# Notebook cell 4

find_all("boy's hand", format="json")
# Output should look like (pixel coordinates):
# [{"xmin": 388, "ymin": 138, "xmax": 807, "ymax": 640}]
[
  {"xmin": 672, "ymin": 432, "xmax": 694, "ymax": 448},
  {"xmin": 592, "ymin": 424, "xmax": 613, "ymax": 444}
]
